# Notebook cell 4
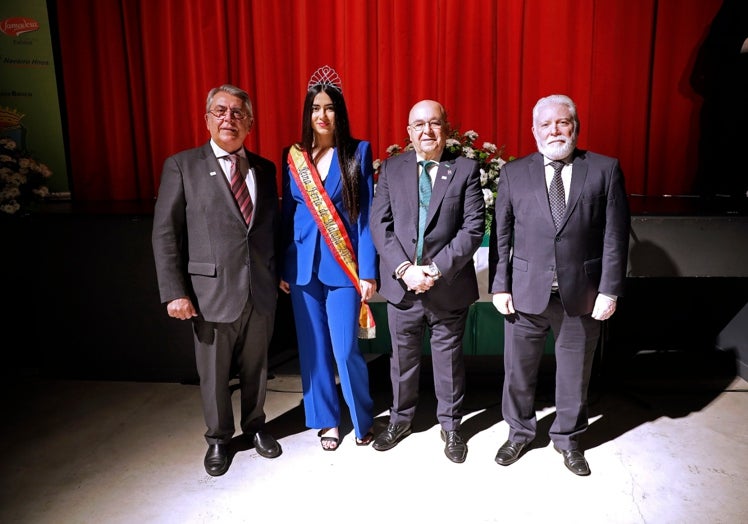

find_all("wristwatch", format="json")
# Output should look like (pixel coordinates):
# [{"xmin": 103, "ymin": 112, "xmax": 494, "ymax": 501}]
[{"xmin": 425, "ymin": 262, "xmax": 441, "ymax": 279}]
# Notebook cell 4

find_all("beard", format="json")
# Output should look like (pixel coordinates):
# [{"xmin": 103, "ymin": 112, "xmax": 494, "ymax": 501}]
[{"xmin": 537, "ymin": 134, "xmax": 577, "ymax": 160}]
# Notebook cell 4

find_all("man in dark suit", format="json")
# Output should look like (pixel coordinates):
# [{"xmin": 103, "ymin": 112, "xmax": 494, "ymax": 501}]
[
  {"xmin": 489, "ymin": 94, "xmax": 630, "ymax": 476},
  {"xmin": 370, "ymin": 99, "xmax": 485, "ymax": 463},
  {"xmin": 152, "ymin": 84, "xmax": 282, "ymax": 476}
]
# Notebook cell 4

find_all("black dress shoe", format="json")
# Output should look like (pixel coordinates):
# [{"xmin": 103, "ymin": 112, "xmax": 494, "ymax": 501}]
[
  {"xmin": 372, "ymin": 422, "xmax": 412, "ymax": 451},
  {"xmin": 253, "ymin": 431, "xmax": 282, "ymax": 459},
  {"xmin": 554, "ymin": 446, "xmax": 591, "ymax": 476},
  {"xmin": 204, "ymin": 444, "xmax": 230, "ymax": 476},
  {"xmin": 494, "ymin": 440, "xmax": 528, "ymax": 466},
  {"xmin": 440, "ymin": 429, "xmax": 467, "ymax": 463}
]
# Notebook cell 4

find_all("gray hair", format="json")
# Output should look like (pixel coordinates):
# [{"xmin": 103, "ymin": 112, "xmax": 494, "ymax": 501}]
[
  {"xmin": 205, "ymin": 84, "xmax": 254, "ymax": 118},
  {"xmin": 532, "ymin": 94, "xmax": 579, "ymax": 132}
]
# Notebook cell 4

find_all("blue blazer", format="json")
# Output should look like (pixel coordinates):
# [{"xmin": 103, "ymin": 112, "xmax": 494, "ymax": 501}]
[{"xmin": 280, "ymin": 140, "xmax": 377, "ymax": 287}]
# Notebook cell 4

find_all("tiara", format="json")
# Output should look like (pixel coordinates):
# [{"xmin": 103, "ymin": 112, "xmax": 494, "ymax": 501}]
[{"xmin": 307, "ymin": 65, "xmax": 343, "ymax": 93}]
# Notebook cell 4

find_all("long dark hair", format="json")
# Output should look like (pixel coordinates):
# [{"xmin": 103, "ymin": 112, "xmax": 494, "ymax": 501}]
[{"xmin": 300, "ymin": 84, "xmax": 362, "ymax": 221}]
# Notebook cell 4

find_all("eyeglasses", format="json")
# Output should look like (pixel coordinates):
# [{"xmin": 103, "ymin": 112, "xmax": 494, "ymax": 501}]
[
  {"xmin": 409, "ymin": 120, "xmax": 444, "ymax": 132},
  {"xmin": 207, "ymin": 106, "xmax": 250, "ymax": 121}
]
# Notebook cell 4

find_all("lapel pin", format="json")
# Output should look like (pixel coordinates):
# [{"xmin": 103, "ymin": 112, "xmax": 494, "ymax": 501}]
[{"xmin": 209, "ymin": 171, "xmax": 217, "ymax": 176}]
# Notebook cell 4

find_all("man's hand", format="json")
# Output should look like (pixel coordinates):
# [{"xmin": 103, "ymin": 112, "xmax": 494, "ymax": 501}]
[
  {"xmin": 402, "ymin": 264, "xmax": 437, "ymax": 294},
  {"xmin": 591, "ymin": 293, "xmax": 617, "ymax": 321},
  {"xmin": 166, "ymin": 297, "xmax": 197, "ymax": 320},
  {"xmin": 492, "ymin": 292, "xmax": 515, "ymax": 315}
]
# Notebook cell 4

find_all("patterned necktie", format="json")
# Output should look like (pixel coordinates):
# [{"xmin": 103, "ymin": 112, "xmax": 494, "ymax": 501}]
[
  {"xmin": 548, "ymin": 160, "xmax": 566, "ymax": 230},
  {"xmin": 416, "ymin": 160, "xmax": 434, "ymax": 264},
  {"xmin": 228, "ymin": 154, "xmax": 253, "ymax": 225}
]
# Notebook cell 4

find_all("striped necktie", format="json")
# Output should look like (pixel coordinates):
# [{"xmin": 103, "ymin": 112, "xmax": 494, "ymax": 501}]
[{"xmin": 227, "ymin": 154, "xmax": 253, "ymax": 225}]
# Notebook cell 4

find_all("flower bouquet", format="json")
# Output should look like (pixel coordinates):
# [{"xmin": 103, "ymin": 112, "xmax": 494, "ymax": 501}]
[{"xmin": 0, "ymin": 136, "xmax": 52, "ymax": 215}]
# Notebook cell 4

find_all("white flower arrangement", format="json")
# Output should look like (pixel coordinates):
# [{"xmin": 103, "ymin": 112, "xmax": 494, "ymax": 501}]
[{"xmin": 0, "ymin": 137, "xmax": 52, "ymax": 215}]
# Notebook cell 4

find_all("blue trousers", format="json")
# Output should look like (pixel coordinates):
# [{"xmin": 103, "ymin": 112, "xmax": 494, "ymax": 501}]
[{"xmin": 290, "ymin": 278, "xmax": 374, "ymax": 439}]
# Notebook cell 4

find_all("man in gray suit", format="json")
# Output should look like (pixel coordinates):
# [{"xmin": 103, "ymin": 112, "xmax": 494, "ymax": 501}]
[
  {"xmin": 152, "ymin": 84, "xmax": 281, "ymax": 476},
  {"xmin": 489, "ymin": 94, "xmax": 630, "ymax": 476},
  {"xmin": 370, "ymin": 99, "xmax": 485, "ymax": 463}
]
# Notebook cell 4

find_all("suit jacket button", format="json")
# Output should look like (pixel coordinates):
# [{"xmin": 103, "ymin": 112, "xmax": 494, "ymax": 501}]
[{"xmin": 555, "ymin": 236, "xmax": 561, "ymax": 242}]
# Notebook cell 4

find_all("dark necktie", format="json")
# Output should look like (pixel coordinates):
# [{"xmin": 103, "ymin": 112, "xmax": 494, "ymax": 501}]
[
  {"xmin": 549, "ymin": 160, "xmax": 566, "ymax": 230},
  {"xmin": 417, "ymin": 160, "xmax": 434, "ymax": 264},
  {"xmin": 228, "ymin": 154, "xmax": 253, "ymax": 225}
]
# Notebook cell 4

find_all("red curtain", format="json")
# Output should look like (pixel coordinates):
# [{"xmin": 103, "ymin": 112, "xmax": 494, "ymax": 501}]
[{"xmin": 53, "ymin": 0, "xmax": 722, "ymax": 201}]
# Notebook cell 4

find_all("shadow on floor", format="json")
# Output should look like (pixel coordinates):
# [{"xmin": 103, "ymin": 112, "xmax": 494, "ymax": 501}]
[{"xmin": 259, "ymin": 347, "xmax": 739, "ymax": 453}]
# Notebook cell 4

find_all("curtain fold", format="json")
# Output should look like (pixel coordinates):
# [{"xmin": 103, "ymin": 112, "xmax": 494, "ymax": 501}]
[{"xmin": 53, "ymin": 0, "xmax": 724, "ymax": 201}]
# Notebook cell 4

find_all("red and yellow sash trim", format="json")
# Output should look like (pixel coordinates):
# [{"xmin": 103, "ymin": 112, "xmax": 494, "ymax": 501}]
[{"xmin": 287, "ymin": 145, "xmax": 375, "ymax": 339}]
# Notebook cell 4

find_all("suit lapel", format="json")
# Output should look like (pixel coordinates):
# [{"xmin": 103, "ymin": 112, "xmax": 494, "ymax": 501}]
[
  {"xmin": 401, "ymin": 152, "xmax": 420, "ymax": 227},
  {"xmin": 529, "ymin": 153, "xmax": 555, "ymax": 230},
  {"xmin": 244, "ymin": 148, "xmax": 262, "ymax": 227},
  {"xmin": 566, "ymin": 154, "xmax": 587, "ymax": 222},
  {"xmin": 202, "ymin": 142, "xmax": 247, "ymax": 227},
  {"xmin": 530, "ymin": 152, "xmax": 589, "ymax": 232},
  {"xmin": 426, "ymin": 157, "xmax": 455, "ymax": 225},
  {"xmin": 323, "ymin": 148, "xmax": 343, "ymax": 200}
]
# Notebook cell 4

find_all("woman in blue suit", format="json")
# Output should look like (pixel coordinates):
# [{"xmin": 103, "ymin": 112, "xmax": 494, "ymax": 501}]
[{"xmin": 279, "ymin": 66, "xmax": 376, "ymax": 450}]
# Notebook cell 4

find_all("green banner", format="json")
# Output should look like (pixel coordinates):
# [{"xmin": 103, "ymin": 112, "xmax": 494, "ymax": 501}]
[{"xmin": 1, "ymin": 0, "xmax": 68, "ymax": 214}]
